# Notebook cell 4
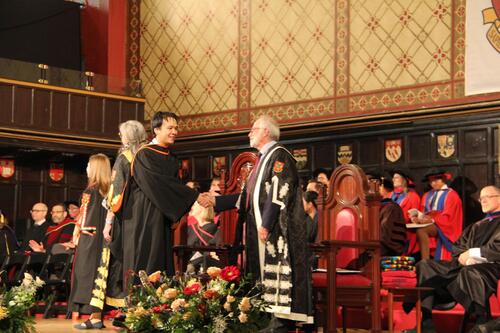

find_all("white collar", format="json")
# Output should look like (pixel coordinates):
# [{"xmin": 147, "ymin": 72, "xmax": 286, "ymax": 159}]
[
  {"xmin": 34, "ymin": 219, "xmax": 46, "ymax": 226},
  {"xmin": 258, "ymin": 140, "xmax": 277, "ymax": 157}
]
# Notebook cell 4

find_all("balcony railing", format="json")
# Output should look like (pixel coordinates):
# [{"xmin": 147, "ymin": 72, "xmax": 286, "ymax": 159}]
[{"xmin": 0, "ymin": 57, "xmax": 142, "ymax": 98}]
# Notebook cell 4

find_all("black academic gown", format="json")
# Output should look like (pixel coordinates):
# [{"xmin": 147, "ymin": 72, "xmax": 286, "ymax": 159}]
[
  {"xmin": 89, "ymin": 150, "xmax": 133, "ymax": 310},
  {"xmin": 118, "ymin": 144, "xmax": 198, "ymax": 278},
  {"xmin": 380, "ymin": 199, "xmax": 406, "ymax": 256},
  {"xmin": 69, "ymin": 187, "xmax": 107, "ymax": 314},
  {"xmin": 236, "ymin": 143, "xmax": 313, "ymax": 323},
  {"xmin": 416, "ymin": 214, "xmax": 500, "ymax": 312},
  {"xmin": 19, "ymin": 221, "xmax": 50, "ymax": 251}
]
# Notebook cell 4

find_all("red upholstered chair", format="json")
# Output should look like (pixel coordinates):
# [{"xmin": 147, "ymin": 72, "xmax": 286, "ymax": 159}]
[{"xmin": 312, "ymin": 164, "xmax": 382, "ymax": 333}]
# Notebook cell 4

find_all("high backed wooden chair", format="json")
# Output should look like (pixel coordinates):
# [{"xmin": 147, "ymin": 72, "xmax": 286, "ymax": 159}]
[
  {"xmin": 173, "ymin": 152, "xmax": 256, "ymax": 271},
  {"xmin": 218, "ymin": 152, "xmax": 257, "ymax": 249},
  {"xmin": 312, "ymin": 164, "xmax": 382, "ymax": 333}
]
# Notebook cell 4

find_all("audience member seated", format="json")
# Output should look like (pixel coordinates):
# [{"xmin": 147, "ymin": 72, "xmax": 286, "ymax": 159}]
[
  {"xmin": 306, "ymin": 179, "xmax": 321, "ymax": 194},
  {"xmin": 186, "ymin": 180, "xmax": 201, "ymax": 192},
  {"xmin": 303, "ymin": 191, "xmax": 318, "ymax": 270},
  {"xmin": 64, "ymin": 200, "xmax": 80, "ymax": 220},
  {"xmin": 19, "ymin": 202, "xmax": 50, "ymax": 252},
  {"xmin": 186, "ymin": 202, "xmax": 221, "ymax": 272},
  {"xmin": 303, "ymin": 191, "xmax": 318, "ymax": 244},
  {"xmin": 379, "ymin": 178, "xmax": 407, "ymax": 256},
  {"xmin": 29, "ymin": 203, "xmax": 77, "ymax": 254},
  {"xmin": 402, "ymin": 185, "xmax": 500, "ymax": 333},
  {"xmin": 209, "ymin": 177, "xmax": 221, "ymax": 196},
  {"xmin": 347, "ymin": 177, "xmax": 406, "ymax": 269},
  {"xmin": 313, "ymin": 168, "xmax": 330, "ymax": 194},
  {"xmin": 0, "ymin": 210, "xmax": 18, "ymax": 256},
  {"xmin": 411, "ymin": 170, "xmax": 463, "ymax": 260}
]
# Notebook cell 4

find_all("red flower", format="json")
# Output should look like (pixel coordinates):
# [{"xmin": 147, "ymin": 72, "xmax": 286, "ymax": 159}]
[
  {"xmin": 203, "ymin": 289, "xmax": 219, "ymax": 299},
  {"xmin": 220, "ymin": 266, "xmax": 240, "ymax": 282},
  {"xmin": 183, "ymin": 282, "xmax": 201, "ymax": 295},
  {"xmin": 197, "ymin": 302, "xmax": 206, "ymax": 314},
  {"xmin": 152, "ymin": 303, "xmax": 170, "ymax": 313}
]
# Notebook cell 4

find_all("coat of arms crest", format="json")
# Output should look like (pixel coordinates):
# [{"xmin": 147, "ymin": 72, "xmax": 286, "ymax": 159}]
[
  {"xmin": 437, "ymin": 134, "xmax": 455, "ymax": 158},
  {"xmin": 0, "ymin": 159, "xmax": 15, "ymax": 179},
  {"xmin": 337, "ymin": 145, "xmax": 353, "ymax": 164},
  {"xmin": 385, "ymin": 139, "xmax": 402, "ymax": 162}
]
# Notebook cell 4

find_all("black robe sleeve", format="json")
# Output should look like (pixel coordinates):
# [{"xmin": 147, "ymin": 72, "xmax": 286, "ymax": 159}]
[
  {"xmin": 132, "ymin": 146, "xmax": 199, "ymax": 222},
  {"xmin": 214, "ymin": 193, "xmax": 240, "ymax": 212}
]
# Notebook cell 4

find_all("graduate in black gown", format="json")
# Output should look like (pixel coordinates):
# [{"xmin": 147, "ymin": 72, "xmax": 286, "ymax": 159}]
[
  {"xmin": 116, "ymin": 112, "xmax": 208, "ymax": 279},
  {"xmin": 403, "ymin": 185, "xmax": 500, "ymax": 333},
  {"xmin": 89, "ymin": 120, "xmax": 148, "ymax": 316},
  {"xmin": 186, "ymin": 202, "xmax": 222, "ymax": 271},
  {"xmin": 70, "ymin": 154, "xmax": 111, "ymax": 330}
]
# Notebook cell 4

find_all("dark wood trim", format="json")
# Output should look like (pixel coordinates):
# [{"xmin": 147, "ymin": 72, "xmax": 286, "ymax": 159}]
[{"xmin": 0, "ymin": 78, "xmax": 146, "ymax": 102}]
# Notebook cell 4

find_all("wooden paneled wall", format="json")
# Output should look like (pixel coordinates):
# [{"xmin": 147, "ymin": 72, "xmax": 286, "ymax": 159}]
[
  {"xmin": 174, "ymin": 109, "xmax": 499, "ymax": 239},
  {"xmin": 0, "ymin": 79, "xmax": 144, "ymax": 141}
]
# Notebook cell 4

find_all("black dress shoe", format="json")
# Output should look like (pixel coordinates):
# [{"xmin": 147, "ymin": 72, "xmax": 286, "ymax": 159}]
[
  {"xmin": 432, "ymin": 301, "xmax": 457, "ymax": 311},
  {"xmin": 259, "ymin": 317, "xmax": 289, "ymax": 333},
  {"xmin": 74, "ymin": 319, "xmax": 105, "ymax": 330}
]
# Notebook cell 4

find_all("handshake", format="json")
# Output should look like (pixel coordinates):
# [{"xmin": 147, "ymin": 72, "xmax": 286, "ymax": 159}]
[{"xmin": 196, "ymin": 192, "xmax": 216, "ymax": 208}]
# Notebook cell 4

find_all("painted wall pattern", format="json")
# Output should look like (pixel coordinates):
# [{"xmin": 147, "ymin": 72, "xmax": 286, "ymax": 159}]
[{"xmin": 138, "ymin": 0, "xmax": 492, "ymax": 136}]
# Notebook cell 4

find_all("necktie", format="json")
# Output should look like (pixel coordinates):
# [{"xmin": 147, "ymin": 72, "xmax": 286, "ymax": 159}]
[
  {"xmin": 429, "ymin": 190, "xmax": 443, "ymax": 210},
  {"xmin": 245, "ymin": 153, "xmax": 261, "ymax": 208}
]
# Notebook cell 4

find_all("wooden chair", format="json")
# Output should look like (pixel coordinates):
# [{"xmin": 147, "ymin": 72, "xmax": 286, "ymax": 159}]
[
  {"xmin": 312, "ymin": 164, "xmax": 382, "ymax": 333},
  {"xmin": 173, "ymin": 152, "xmax": 256, "ymax": 271}
]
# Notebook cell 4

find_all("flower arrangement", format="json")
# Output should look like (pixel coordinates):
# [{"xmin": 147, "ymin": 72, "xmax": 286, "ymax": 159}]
[
  {"xmin": 123, "ymin": 266, "xmax": 270, "ymax": 333},
  {"xmin": 0, "ymin": 273, "xmax": 45, "ymax": 333}
]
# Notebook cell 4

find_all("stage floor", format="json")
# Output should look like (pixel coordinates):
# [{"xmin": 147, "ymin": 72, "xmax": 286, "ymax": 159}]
[
  {"xmin": 33, "ymin": 318, "xmax": 374, "ymax": 332},
  {"xmin": 35, "ymin": 318, "xmax": 118, "ymax": 332}
]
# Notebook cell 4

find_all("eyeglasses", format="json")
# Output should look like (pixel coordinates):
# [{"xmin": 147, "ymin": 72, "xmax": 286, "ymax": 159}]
[
  {"xmin": 30, "ymin": 209, "xmax": 47, "ymax": 213},
  {"xmin": 478, "ymin": 195, "xmax": 500, "ymax": 202},
  {"xmin": 249, "ymin": 127, "xmax": 264, "ymax": 133},
  {"xmin": 51, "ymin": 210, "xmax": 65, "ymax": 214}
]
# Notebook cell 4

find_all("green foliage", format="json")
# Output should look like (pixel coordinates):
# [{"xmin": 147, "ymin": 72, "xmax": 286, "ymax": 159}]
[{"xmin": 0, "ymin": 273, "xmax": 45, "ymax": 333}]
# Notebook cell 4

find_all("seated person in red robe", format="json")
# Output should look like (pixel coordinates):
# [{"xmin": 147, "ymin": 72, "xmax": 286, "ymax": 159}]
[
  {"xmin": 28, "ymin": 203, "xmax": 76, "ymax": 254},
  {"xmin": 411, "ymin": 171, "xmax": 463, "ymax": 260}
]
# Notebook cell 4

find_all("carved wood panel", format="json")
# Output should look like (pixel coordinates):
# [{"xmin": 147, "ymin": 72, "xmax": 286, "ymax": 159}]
[
  {"xmin": 13, "ymin": 86, "xmax": 31, "ymax": 126},
  {"xmin": 0, "ymin": 84, "xmax": 12, "ymax": 123},
  {"xmin": 33, "ymin": 89, "xmax": 51, "ymax": 129},
  {"xmin": 52, "ymin": 92, "xmax": 70, "ymax": 130}
]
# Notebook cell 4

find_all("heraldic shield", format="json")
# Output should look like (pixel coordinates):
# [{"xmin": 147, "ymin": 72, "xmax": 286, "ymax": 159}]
[
  {"xmin": 0, "ymin": 159, "xmax": 15, "ymax": 179},
  {"xmin": 385, "ymin": 139, "xmax": 402, "ymax": 162},
  {"xmin": 337, "ymin": 145, "xmax": 352, "ymax": 164},
  {"xmin": 437, "ymin": 134, "xmax": 455, "ymax": 158}
]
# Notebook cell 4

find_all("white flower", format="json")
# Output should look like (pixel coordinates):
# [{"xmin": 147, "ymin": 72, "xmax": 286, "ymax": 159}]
[
  {"xmin": 238, "ymin": 312, "xmax": 248, "ymax": 323},
  {"xmin": 22, "ymin": 273, "xmax": 33, "ymax": 286},
  {"xmin": 35, "ymin": 276, "xmax": 45, "ymax": 287}
]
